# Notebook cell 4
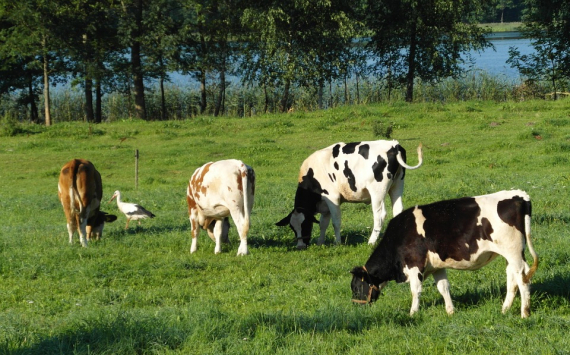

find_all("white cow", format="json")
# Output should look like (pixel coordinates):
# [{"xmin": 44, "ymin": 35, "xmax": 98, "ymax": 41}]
[
  {"xmin": 186, "ymin": 159, "xmax": 255, "ymax": 255},
  {"xmin": 276, "ymin": 140, "xmax": 422, "ymax": 248}
]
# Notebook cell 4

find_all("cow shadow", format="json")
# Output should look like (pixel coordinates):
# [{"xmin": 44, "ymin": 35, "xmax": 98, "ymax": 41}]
[{"xmin": 428, "ymin": 272, "xmax": 570, "ymax": 312}]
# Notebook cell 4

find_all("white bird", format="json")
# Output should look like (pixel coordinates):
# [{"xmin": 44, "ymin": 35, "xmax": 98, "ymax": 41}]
[{"xmin": 109, "ymin": 190, "xmax": 156, "ymax": 229}]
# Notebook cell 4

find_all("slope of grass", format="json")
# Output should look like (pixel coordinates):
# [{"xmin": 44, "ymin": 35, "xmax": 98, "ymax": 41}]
[{"xmin": 0, "ymin": 99, "xmax": 569, "ymax": 354}]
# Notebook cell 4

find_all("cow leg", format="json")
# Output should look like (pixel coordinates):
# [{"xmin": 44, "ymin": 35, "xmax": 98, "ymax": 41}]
[
  {"xmin": 327, "ymin": 204, "xmax": 342, "ymax": 245},
  {"xmin": 433, "ymin": 269, "xmax": 454, "ymax": 315},
  {"xmin": 388, "ymin": 178, "xmax": 405, "ymax": 216},
  {"xmin": 221, "ymin": 218, "xmax": 230, "ymax": 244},
  {"xmin": 190, "ymin": 219, "xmax": 200, "ymax": 254},
  {"xmin": 213, "ymin": 219, "xmax": 224, "ymax": 254},
  {"xmin": 231, "ymin": 210, "xmax": 249, "ymax": 256},
  {"xmin": 317, "ymin": 211, "xmax": 331, "ymax": 246},
  {"xmin": 502, "ymin": 261, "xmax": 531, "ymax": 318},
  {"xmin": 66, "ymin": 222, "xmax": 75, "ymax": 244},
  {"xmin": 518, "ymin": 262, "xmax": 532, "ymax": 318},
  {"xmin": 408, "ymin": 268, "xmax": 423, "ymax": 316},
  {"xmin": 368, "ymin": 199, "xmax": 386, "ymax": 245},
  {"xmin": 77, "ymin": 217, "xmax": 89, "ymax": 247}
]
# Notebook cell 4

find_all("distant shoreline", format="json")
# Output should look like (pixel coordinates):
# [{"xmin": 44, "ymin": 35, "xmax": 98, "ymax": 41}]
[{"xmin": 480, "ymin": 22, "xmax": 522, "ymax": 33}]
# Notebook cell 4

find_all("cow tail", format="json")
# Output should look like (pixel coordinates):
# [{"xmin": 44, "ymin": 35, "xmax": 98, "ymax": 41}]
[
  {"xmin": 241, "ymin": 164, "xmax": 255, "ymax": 231},
  {"xmin": 396, "ymin": 143, "xmax": 423, "ymax": 170},
  {"xmin": 71, "ymin": 160, "xmax": 83, "ymax": 215},
  {"xmin": 523, "ymin": 213, "xmax": 539, "ymax": 283}
]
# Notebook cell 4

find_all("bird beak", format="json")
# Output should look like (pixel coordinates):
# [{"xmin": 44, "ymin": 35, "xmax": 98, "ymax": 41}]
[{"xmin": 109, "ymin": 195, "xmax": 116, "ymax": 203}]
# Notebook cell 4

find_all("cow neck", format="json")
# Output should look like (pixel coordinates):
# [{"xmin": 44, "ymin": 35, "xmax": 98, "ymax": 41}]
[{"xmin": 363, "ymin": 264, "xmax": 383, "ymax": 286}]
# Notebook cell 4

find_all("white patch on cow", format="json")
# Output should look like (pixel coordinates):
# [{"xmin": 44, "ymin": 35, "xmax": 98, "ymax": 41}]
[
  {"xmin": 403, "ymin": 265, "xmax": 423, "ymax": 315},
  {"xmin": 412, "ymin": 206, "xmax": 426, "ymax": 237}
]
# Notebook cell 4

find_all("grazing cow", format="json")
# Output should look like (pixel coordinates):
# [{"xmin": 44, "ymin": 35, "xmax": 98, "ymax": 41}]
[
  {"xmin": 350, "ymin": 190, "xmax": 539, "ymax": 318},
  {"xmin": 58, "ymin": 159, "xmax": 117, "ymax": 247},
  {"xmin": 186, "ymin": 159, "xmax": 255, "ymax": 255},
  {"xmin": 276, "ymin": 140, "xmax": 422, "ymax": 248}
]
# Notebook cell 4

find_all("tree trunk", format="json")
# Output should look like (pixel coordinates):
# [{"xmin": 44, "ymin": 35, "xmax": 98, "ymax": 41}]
[
  {"xmin": 159, "ymin": 56, "xmax": 167, "ymax": 120},
  {"xmin": 28, "ymin": 74, "xmax": 39, "ymax": 124},
  {"xmin": 317, "ymin": 80, "xmax": 324, "ymax": 110},
  {"xmin": 280, "ymin": 78, "xmax": 290, "ymax": 113},
  {"xmin": 85, "ymin": 77, "xmax": 94, "ymax": 122},
  {"xmin": 263, "ymin": 82, "xmax": 269, "ymax": 113},
  {"xmin": 160, "ymin": 76, "xmax": 166, "ymax": 120},
  {"xmin": 214, "ymin": 67, "xmax": 226, "ymax": 117},
  {"xmin": 344, "ymin": 75, "xmax": 349, "ymax": 104},
  {"xmin": 356, "ymin": 73, "xmax": 360, "ymax": 104},
  {"xmin": 95, "ymin": 79, "xmax": 102, "ymax": 123},
  {"xmin": 42, "ymin": 36, "xmax": 51, "ymax": 126},
  {"xmin": 131, "ymin": 0, "xmax": 146, "ymax": 120},
  {"xmin": 200, "ymin": 69, "xmax": 207, "ymax": 114},
  {"xmin": 405, "ymin": 20, "xmax": 418, "ymax": 103}
]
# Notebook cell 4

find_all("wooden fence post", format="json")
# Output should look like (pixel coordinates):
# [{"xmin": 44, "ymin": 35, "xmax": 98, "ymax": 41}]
[{"xmin": 135, "ymin": 149, "xmax": 139, "ymax": 190}]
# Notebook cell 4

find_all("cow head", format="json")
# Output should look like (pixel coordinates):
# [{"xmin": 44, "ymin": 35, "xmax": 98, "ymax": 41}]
[
  {"xmin": 350, "ymin": 266, "xmax": 381, "ymax": 305},
  {"xmin": 86, "ymin": 211, "xmax": 118, "ymax": 241},
  {"xmin": 276, "ymin": 208, "xmax": 319, "ymax": 248}
]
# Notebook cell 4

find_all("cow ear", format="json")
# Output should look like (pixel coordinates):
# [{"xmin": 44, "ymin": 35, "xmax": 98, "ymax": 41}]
[
  {"xmin": 275, "ymin": 212, "xmax": 292, "ymax": 226},
  {"xmin": 105, "ymin": 214, "xmax": 118, "ymax": 223},
  {"xmin": 350, "ymin": 266, "xmax": 366, "ymax": 277}
]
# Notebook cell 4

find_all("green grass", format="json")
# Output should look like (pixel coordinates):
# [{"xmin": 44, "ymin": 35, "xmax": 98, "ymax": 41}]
[
  {"xmin": 482, "ymin": 22, "xmax": 523, "ymax": 32},
  {"xmin": 1, "ymin": 99, "xmax": 570, "ymax": 354}
]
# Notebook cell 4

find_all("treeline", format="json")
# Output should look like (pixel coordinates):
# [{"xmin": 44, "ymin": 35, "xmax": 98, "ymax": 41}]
[{"xmin": 0, "ymin": 0, "xmax": 567, "ymax": 124}]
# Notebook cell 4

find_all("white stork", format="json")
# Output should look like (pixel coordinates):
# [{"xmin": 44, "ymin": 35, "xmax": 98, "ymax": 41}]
[{"xmin": 109, "ymin": 190, "xmax": 156, "ymax": 229}]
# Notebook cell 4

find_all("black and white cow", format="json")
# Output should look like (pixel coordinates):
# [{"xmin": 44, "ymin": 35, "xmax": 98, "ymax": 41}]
[
  {"xmin": 350, "ymin": 190, "xmax": 539, "ymax": 318},
  {"xmin": 276, "ymin": 140, "xmax": 422, "ymax": 248}
]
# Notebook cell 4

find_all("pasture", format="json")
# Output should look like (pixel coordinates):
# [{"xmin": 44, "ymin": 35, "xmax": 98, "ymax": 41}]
[{"xmin": 1, "ymin": 99, "xmax": 569, "ymax": 354}]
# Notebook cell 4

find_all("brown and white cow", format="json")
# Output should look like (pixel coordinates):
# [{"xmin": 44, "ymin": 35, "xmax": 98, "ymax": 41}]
[
  {"xmin": 58, "ymin": 159, "xmax": 116, "ymax": 247},
  {"xmin": 276, "ymin": 140, "xmax": 422, "ymax": 248},
  {"xmin": 186, "ymin": 159, "xmax": 255, "ymax": 255},
  {"xmin": 350, "ymin": 190, "xmax": 539, "ymax": 318}
]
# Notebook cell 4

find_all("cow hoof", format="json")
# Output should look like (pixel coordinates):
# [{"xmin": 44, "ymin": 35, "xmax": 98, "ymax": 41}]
[{"xmin": 296, "ymin": 245, "xmax": 307, "ymax": 250}]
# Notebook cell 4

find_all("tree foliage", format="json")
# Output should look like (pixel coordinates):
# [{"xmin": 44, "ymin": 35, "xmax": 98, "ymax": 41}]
[
  {"xmin": 364, "ymin": 0, "xmax": 492, "ymax": 102},
  {"xmin": 508, "ymin": 0, "xmax": 570, "ymax": 97}
]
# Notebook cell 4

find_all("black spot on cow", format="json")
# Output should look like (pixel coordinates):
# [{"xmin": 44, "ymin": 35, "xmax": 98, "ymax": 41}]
[
  {"xmin": 332, "ymin": 144, "xmax": 341, "ymax": 158},
  {"xmin": 386, "ymin": 146, "xmax": 400, "ymax": 179},
  {"xmin": 372, "ymin": 155, "xmax": 387, "ymax": 182},
  {"xmin": 294, "ymin": 168, "xmax": 324, "ymax": 216},
  {"xmin": 343, "ymin": 161, "xmax": 357, "ymax": 192},
  {"xmin": 342, "ymin": 142, "xmax": 360, "ymax": 154},
  {"xmin": 421, "ymin": 197, "xmax": 494, "ymax": 263},
  {"xmin": 358, "ymin": 144, "xmax": 370, "ymax": 159},
  {"xmin": 334, "ymin": 161, "xmax": 339, "ymax": 170},
  {"xmin": 328, "ymin": 173, "xmax": 336, "ymax": 183},
  {"xmin": 497, "ymin": 195, "xmax": 530, "ymax": 235}
]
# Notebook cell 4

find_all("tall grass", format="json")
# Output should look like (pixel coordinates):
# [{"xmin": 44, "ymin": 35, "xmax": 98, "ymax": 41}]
[
  {"xmin": 0, "ymin": 99, "xmax": 569, "ymax": 354},
  {"xmin": 2, "ymin": 71, "xmax": 559, "ymax": 125}
]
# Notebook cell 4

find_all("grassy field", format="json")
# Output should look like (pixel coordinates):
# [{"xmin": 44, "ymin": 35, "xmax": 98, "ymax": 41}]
[{"xmin": 1, "ymin": 99, "xmax": 570, "ymax": 354}]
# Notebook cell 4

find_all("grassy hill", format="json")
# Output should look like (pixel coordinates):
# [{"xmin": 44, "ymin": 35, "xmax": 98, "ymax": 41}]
[{"xmin": 1, "ymin": 99, "xmax": 569, "ymax": 354}]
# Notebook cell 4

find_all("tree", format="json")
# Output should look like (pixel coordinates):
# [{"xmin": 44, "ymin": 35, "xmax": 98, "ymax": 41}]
[
  {"xmin": 365, "ymin": 0, "xmax": 492, "ymax": 102},
  {"xmin": 240, "ymin": 0, "xmax": 360, "ymax": 113},
  {"xmin": 507, "ymin": 0, "xmax": 570, "ymax": 98},
  {"xmin": 0, "ymin": 0, "xmax": 69, "ymax": 125}
]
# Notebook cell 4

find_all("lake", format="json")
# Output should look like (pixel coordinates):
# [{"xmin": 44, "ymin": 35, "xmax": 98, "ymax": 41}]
[
  {"xmin": 169, "ymin": 33, "xmax": 535, "ymax": 87},
  {"xmin": 466, "ymin": 31, "xmax": 534, "ymax": 80}
]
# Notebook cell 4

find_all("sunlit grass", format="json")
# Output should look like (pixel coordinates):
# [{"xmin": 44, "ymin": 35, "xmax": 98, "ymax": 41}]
[{"xmin": 1, "ymin": 99, "xmax": 569, "ymax": 354}]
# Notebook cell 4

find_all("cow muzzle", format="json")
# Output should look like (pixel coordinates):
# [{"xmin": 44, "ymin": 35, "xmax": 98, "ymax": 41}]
[{"xmin": 351, "ymin": 284, "xmax": 379, "ymax": 305}]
